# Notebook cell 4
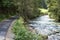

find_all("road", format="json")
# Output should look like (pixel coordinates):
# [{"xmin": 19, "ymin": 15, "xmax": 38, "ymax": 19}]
[{"xmin": 0, "ymin": 16, "xmax": 17, "ymax": 40}]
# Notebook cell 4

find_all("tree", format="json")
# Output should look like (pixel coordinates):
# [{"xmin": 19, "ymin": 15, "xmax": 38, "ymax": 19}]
[
  {"xmin": 0, "ymin": 0, "xmax": 42, "ymax": 21},
  {"xmin": 13, "ymin": 0, "xmax": 41, "ymax": 21},
  {"xmin": 48, "ymin": 0, "xmax": 60, "ymax": 21},
  {"xmin": 0, "ymin": 0, "xmax": 17, "ymax": 16}
]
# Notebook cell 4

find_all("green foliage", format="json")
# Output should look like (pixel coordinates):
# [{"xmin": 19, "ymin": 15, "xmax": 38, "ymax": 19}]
[
  {"xmin": 0, "ymin": 0, "xmax": 17, "ymax": 21},
  {"xmin": 16, "ymin": 0, "xmax": 41, "ymax": 20},
  {"xmin": 12, "ymin": 17, "xmax": 45, "ymax": 40},
  {"xmin": 48, "ymin": 0, "xmax": 60, "ymax": 21},
  {"xmin": 1, "ymin": 0, "xmax": 13, "ymax": 7},
  {"xmin": 39, "ymin": 8, "xmax": 48, "ymax": 15},
  {"xmin": 0, "ymin": 0, "xmax": 43, "ymax": 21}
]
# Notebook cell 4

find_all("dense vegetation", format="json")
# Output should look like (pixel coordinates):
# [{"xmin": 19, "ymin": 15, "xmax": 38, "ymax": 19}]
[
  {"xmin": 13, "ymin": 17, "xmax": 47, "ymax": 40},
  {"xmin": 0, "ymin": 0, "xmax": 17, "ymax": 21},
  {"xmin": 1, "ymin": 0, "xmax": 60, "ymax": 21},
  {"xmin": 0, "ymin": 0, "xmax": 48, "ymax": 21},
  {"xmin": 48, "ymin": 0, "xmax": 60, "ymax": 21},
  {"xmin": 0, "ymin": 0, "xmax": 42, "ymax": 21}
]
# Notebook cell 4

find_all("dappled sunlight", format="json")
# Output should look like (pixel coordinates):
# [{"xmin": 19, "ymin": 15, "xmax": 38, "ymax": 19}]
[{"xmin": 38, "ymin": 8, "xmax": 48, "ymax": 14}]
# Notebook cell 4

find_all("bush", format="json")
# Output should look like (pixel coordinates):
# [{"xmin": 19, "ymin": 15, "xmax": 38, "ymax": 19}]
[
  {"xmin": 12, "ymin": 17, "xmax": 45, "ymax": 40},
  {"xmin": 48, "ymin": 0, "xmax": 60, "ymax": 21}
]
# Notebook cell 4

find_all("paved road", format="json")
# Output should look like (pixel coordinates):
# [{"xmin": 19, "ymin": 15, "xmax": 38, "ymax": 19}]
[{"xmin": 0, "ymin": 16, "xmax": 17, "ymax": 40}]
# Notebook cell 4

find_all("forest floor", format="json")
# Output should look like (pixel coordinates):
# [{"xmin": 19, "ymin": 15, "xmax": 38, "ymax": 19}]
[{"xmin": 0, "ymin": 16, "xmax": 17, "ymax": 40}]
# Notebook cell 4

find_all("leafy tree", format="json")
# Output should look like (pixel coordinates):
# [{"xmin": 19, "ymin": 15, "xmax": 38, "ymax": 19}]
[
  {"xmin": 0, "ymin": 0, "xmax": 42, "ymax": 21},
  {"xmin": 48, "ymin": 0, "xmax": 60, "ymax": 21},
  {"xmin": 0, "ymin": 0, "xmax": 17, "ymax": 16},
  {"xmin": 13, "ymin": 0, "xmax": 41, "ymax": 21}
]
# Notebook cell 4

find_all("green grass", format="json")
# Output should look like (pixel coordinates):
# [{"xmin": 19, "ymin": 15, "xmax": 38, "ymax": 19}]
[
  {"xmin": 38, "ymin": 8, "xmax": 48, "ymax": 15},
  {"xmin": 12, "ymin": 17, "xmax": 47, "ymax": 40}
]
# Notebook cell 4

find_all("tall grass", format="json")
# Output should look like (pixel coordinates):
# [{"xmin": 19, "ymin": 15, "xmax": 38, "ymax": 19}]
[{"xmin": 12, "ymin": 17, "xmax": 45, "ymax": 40}]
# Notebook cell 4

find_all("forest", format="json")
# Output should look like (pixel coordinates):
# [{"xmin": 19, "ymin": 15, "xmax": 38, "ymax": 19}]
[{"xmin": 0, "ymin": 0, "xmax": 60, "ymax": 40}]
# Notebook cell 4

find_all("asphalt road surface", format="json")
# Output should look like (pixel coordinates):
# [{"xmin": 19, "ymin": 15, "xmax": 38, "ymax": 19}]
[{"xmin": 0, "ymin": 16, "xmax": 17, "ymax": 40}]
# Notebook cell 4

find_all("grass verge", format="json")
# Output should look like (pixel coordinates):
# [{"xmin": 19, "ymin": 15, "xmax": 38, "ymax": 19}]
[{"xmin": 12, "ymin": 17, "xmax": 47, "ymax": 40}]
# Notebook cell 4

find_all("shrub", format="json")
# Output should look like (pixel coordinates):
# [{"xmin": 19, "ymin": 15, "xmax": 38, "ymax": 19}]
[{"xmin": 12, "ymin": 17, "xmax": 45, "ymax": 40}]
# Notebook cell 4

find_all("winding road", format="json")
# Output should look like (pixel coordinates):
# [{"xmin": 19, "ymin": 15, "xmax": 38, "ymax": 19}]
[{"xmin": 0, "ymin": 16, "xmax": 17, "ymax": 40}]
